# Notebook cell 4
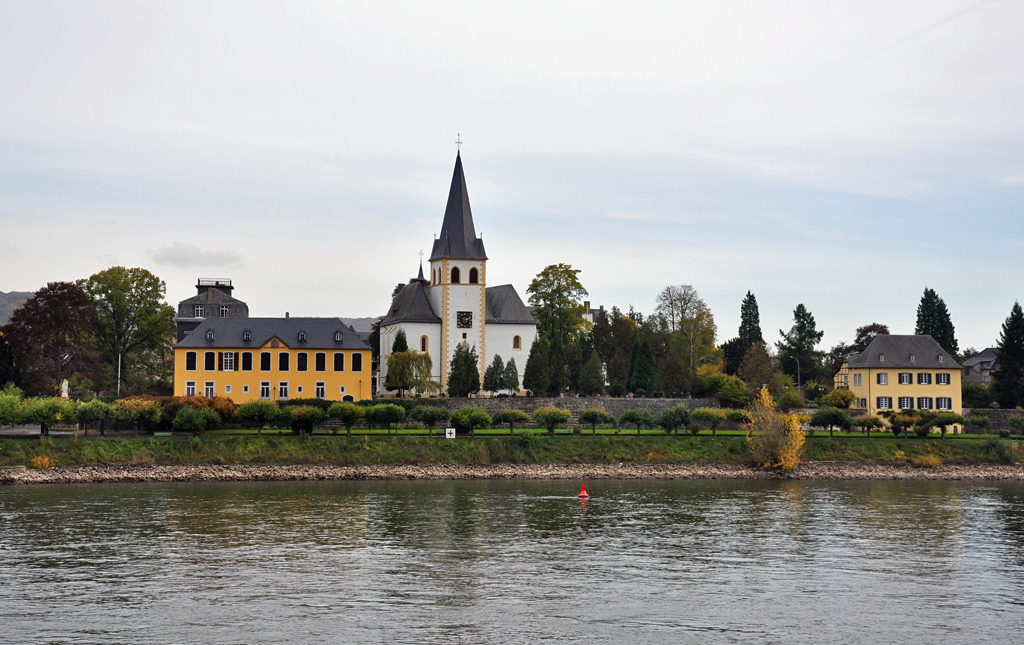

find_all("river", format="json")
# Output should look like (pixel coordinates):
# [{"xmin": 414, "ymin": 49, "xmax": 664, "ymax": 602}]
[{"xmin": 1, "ymin": 480, "xmax": 1023, "ymax": 643}]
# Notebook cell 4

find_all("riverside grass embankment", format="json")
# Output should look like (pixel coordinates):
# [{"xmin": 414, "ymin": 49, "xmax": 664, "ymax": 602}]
[{"xmin": 2, "ymin": 434, "xmax": 1023, "ymax": 484}]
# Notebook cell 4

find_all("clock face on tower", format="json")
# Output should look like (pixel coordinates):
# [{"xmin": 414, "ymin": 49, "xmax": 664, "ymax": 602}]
[{"xmin": 457, "ymin": 311, "xmax": 473, "ymax": 328}]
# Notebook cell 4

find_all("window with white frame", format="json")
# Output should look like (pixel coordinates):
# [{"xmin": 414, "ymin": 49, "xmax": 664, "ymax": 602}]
[
  {"xmin": 877, "ymin": 372, "xmax": 888, "ymax": 385},
  {"xmin": 917, "ymin": 397, "xmax": 933, "ymax": 410},
  {"xmin": 352, "ymin": 353, "xmax": 363, "ymax": 372},
  {"xmin": 194, "ymin": 305, "xmax": 205, "ymax": 318},
  {"xmin": 917, "ymin": 373, "xmax": 931, "ymax": 385},
  {"xmin": 315, "ymin": 382, "xmax": 326, "ymax": 399},
  {"xmin": 853, "ymin": 373, "xmax": 862, "ymax": 387},
  {"xmin": 243, "ymin": 330, "xmax": 251, "ymax": 341},
  {"xmin": 297, "ymin": 352, "xmax": 308, "ymax": 372},
  {"xmin": 937, "ymin": 373, "xmax": 950, "ymax": 385},
  {"xmin": 858, "ymin": 398, "xmax": 867, "ymax": 408},
  {"xmin": 242, "ymin": 385, "xmax": 249, "ymax": 394},
  {"xmin": 937, "ymin": 397, "xmax": 952, "ymax": 410},
  {"xmin": 297, "ymin": 386, "xmax": 303, "ymax": 395},
  {"xmin": 205, "ymin": 351, "xmax": 216, "ymax": 371},
  {"xmin": 185, "ymin": 381, "xmax": 196, "ymax": 397},
  {"xmin": 222, "ymin": 352, "xmax": 235, "ymax": 371},
  {"xmin": 204, "ymin": 381, "xmax": 215, "ymax": 397},
  {"xmin": 225, "ymin": 385, "xmax": 232, "ymax": 394},
  {"xmin": 206, "ymin": 329, "xmax": 215, "ymax": 341},
  {"xmin": 898, "ymin": 396, "xmax": 914, "ymax": 410},
  {"xmin": 278, "ymin": 382, "xmax": 289, "ymax": 399},
  {"xmin": 220, "ymin": 305, "xmax": 229, "ymax": 318},
  {"xmin": 899, "ymin": 372, "xmax": 912, "ymax": 385},
  {"xmin": 315, "ymin": 352, "xmax": 326, "ymax": 372},
  {"xmin": 260, "ymin": 382, "xmax": 271, "ymax": 399},
  {"xmin": 334, "ymin": 352, "xmax": 345, "ymax": 371},
  {"xmin": 339, "ymin": 385, "xmax": 347, "ymax": 394},
  {"xmin": 242, "ymin": 352, "xmax": 253, "ymax": 371},
  {"xmin": 877, "ymin": 396, "xmax": 892, "ymax": 410},
  {"xmin": 186, "ymin": 351, "xmax": 197, "ymax": 371},
  {"xmin": 260, "ymin": 352, "xmax": 271, "ymax": 371}
]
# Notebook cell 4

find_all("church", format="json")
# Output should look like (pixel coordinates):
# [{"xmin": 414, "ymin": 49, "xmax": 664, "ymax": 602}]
[{"xmin": 377, "ymin": 152, "xmax": 538, "ymax": 396}]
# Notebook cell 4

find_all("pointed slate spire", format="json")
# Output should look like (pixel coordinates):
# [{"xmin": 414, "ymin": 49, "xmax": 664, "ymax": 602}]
[
  {"xmin": 429, "ymin": 152, "xmax": 488, "ymax": 261},
  {"xmin": 417, "ymin": 261, "xmax": 425, "ymax": 282}
]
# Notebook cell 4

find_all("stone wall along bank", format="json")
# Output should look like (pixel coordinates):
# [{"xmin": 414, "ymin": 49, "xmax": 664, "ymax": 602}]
[{"xmin": 443, "ymin": 397, "xmax": 720, "ymax": 423}]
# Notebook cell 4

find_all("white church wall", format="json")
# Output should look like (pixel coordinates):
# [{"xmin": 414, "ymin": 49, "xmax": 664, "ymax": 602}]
[
  {"xmin": 377, "ymin": 321, "xmax": 441, "ymax": 394},
  {"xmin": 484, "ymin": 323, "xmax": 536, "ymax": 387}
]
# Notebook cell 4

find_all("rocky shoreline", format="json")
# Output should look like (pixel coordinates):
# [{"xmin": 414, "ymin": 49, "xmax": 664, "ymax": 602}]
[{"xmin": 2, "ymin": 461, "xmax": 1024, "ymax": 485}]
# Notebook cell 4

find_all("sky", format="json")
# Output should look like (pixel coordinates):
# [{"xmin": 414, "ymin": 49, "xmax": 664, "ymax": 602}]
[{"xmin": 1, "ymin": 0, "xmax": 1023, "ymax": 351}]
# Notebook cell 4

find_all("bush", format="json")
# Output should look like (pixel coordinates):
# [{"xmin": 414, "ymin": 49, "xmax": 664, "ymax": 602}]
[
  {"xmin": 1008, "ymin": 415, "xmax": 1024, "ymax": 437},
  {"xmin": 111, "ymin": 398, "xmax": 161, "ymax": 436},
  {"xmin": 809, "ymin": 406, "xmax": 854, "ymax": 438},
  {"xmin": 30, "ymin": 455, "xmax": 53, "ymax": 469},
  {"xmin": 821, "ymin": 388, "xmax": 856, "ymax": 409},
  {"xmin": 76, "ymin": 398, "xmax": 112, "ymax": 434},
  {"xmin": 172, "ymin": 406, "xmax": 221, "ymax": 435},
  {"xmin": 21, "ymin": 397, "xmax": 78, "ymax": 435},
  {"xmin": 327, "ymin": 402, "xmax": 365, "ymax": 435},
  {"xmin": 910, "ymin": 455, "xmax": 942, "ymax": 469},
  {"xmin": 657, "ymin": 405, "xmax": 691, "ymax": 434},
  {"xmin": 533, "ymin": 407, "xmax": 571, "ymax": 434},
  {"xmin": 366, "ymin": 404, "xmax": 407, "ymax": 433},
  {"xmin": 451, "ymin": 406, "xmax": 492, "ymax": 434},
  {"xmin": 411, "ymin": 406, "xmax": 451, "ymax": 432},
  {"xmin": 492, "ymin": 409, "xmax": 530, "ymax": 434},
  {"xmin": 966, "ymin": 410, "xmax": 992, "ymax": 433},
  {"xmin": 997, "ymin": 429, "xmax": 1011, "ymax": 439},
  {"xmin": 237, "ymin": 400, "xmax": 281, "ymax": 431},
  {"xmin": 278, "ymin": 397, "xmax": 332, "ymax": 411},
  {"xmin": 692, "ymin": 408, "xmax": 725, "ymax": 436},
  {"xmin": 619, "ymin": 409, "xmax": 657, "ymax": 432},
  {"xmin": 803, "ymin": 381, "xmax": 828, "ymax": 402},
  {"xmin": 717, "ymin": 376, "xmax": 751, "ymax": 408},
  {"xmin": 289, "ymin": 405, "xmax": 327, "ymax": 434},
  {"xmin": 725, "ymin": 409, "xmax": 750, "ymax": 424},
  {"xmin": 984, "ymin": 438, "xmax": 1014, "ymax": 463},
  {"xmin": 777, "ymin": 390, "xmax": 804, "ymax": 408},
  {"xmin": 0, "ymin": 384, "xmax": 24, "ymax": 426},
  {"xmin": 856, "ymin": 415, "xmax": 885, "ymax": 437},
  {"xmin": 747, "ymin": 389, "xmax": 805, "ymax": 469},
  {"xmin": 578, "ymin": 408, "xmax": 615, "ymax": 433}
]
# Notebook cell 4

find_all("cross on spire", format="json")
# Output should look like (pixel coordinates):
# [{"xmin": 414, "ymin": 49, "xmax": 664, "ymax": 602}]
[{"xmin": 455, "ymin": 133, "xmax": 462, "ymax": 151}]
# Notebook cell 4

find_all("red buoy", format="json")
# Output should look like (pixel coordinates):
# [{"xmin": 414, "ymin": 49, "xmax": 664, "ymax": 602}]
[{"xmin": 578, "ymin": 484, "xmax": 589, "ymax": 498}]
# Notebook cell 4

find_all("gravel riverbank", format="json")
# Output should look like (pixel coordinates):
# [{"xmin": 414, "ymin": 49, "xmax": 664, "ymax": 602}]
[{"xmin": 2, "ymin": 462, "xmax": 1023, "ymax": 485}]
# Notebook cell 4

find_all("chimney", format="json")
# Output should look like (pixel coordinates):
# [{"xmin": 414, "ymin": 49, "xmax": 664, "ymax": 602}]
[
  {"xmin": 583, "ymin": 301, "xmax": 590, "ymax": 311},
  {"xmin": 285, "ymin": 312, "xmax": 290, "ymax": 319}
]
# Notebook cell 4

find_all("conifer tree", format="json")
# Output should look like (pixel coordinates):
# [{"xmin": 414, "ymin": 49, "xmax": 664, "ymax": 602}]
[
  {"xmin": 446, "ymin": 342, "xmax": 480, "ymax": 397},
  {"xmin": 578, "ymin": 350, "xmax": 604, "ymax": 397},
  {"xmin": 627, "ymin": 337, "xmax": 656, "ymax": 394},
  {"xmin": 915, "ymin": 287, "xmax": 958, "ymax": 356},
  {"xmin": 607, "ymin": 352, "xmax": 628, "ymax": 397},
  {"xmin": 992, "ymin": 302, "xmax": 1024, "ymax": 408},
  {"xmin": 738, "ymin": 291, "xmax": 764, "ymax": 346},
  {"xmin": 483, "ymin": 354, "xmax": 505, "ymax": 394},
  {"xmin": 502, "ymin": 357, "xmax": 520, "ymax": 394},
  {"xmin": 776, "ymin": 304, "xmax": 825, "ymax": 383},
  {"xmin": 549, "ymin": 350, "xmax": 568, "ymax": 396},
  {"xmin": 522, "ymin": 339, "xmax": 549, "ymax": 396},
  {"xmin": 391, "ymin": 328, "xmax": 409, "ymax": 353}
]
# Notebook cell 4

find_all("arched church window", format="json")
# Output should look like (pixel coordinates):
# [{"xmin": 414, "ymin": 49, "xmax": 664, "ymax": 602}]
[
  {"xmin": 513, "ymin": 336, "xmax": 521, "ymax": 350},
  {"xmin": 451, "ymin": 267, "xmax": 461, "ymax": 283},
  {"xmin": 421, "ymin": 336, "xmax": 428, "ymax": 352},
  {"xmin": 469, "ymin": 268, "xmax": 478, "ymax": 284}
]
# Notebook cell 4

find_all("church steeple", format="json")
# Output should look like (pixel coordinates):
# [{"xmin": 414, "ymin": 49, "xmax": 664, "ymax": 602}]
[{"xmin": 429, "ymin": 152, "xmax": 488, "ymax": 261}]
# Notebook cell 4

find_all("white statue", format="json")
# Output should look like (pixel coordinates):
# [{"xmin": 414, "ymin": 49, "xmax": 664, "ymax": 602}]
[{"xmin": 61, "ymin": 379, "xmax": 69, "ymax": 399}]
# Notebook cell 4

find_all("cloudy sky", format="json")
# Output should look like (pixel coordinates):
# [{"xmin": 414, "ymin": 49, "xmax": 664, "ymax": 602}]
[{"xmin": 2, "ymin": 0, "xmax": 1022, "ymax": 350}]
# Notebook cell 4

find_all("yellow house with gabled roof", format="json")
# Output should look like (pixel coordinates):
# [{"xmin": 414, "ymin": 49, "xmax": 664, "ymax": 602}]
[{"xmin": 173, "ymin": 317, "xmax": 372, "ymax": 403}]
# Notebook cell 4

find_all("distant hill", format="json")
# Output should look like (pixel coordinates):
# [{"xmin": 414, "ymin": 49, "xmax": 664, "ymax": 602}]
[
  {"xmin": 0, "ymin": 291, "xmax": 33, "ymax": 325},
  {"xmin": 340, "ymin": 317, "xmax": 379, "ymax": 332}
]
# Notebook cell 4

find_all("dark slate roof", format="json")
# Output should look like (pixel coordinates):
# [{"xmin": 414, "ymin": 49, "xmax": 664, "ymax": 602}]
[
  {"xmin": 429, "ymin": 152, "xmax": 488, "ymax": 261},
  {"xmin": 848, "ymin": 335, "xmax": 961, "ymax": 369},
  {"xmin": 962, "ymin": 347, "xmax": 998, "ymax": 368},
  {"xmin": 173, "ymin": 317, "xmax": 370, "ymax": 350},
  {"xmin": 381, "ymin": 280, "xmax": 440, "ymax": 325},
  {"xmin": 486, "ymin": 285, "xmax": 537, "ymax": 325}
]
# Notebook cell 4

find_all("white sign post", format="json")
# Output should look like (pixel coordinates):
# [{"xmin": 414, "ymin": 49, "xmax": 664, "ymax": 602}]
[{"xmin": 445, "ymin": 428, "xmax": 455, "ymax": 439}]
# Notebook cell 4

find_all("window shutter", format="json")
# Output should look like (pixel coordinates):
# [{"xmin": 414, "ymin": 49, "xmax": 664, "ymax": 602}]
[
  {"xmin": 218, "ymin": 352, "xmax": 223, "ymax": 371},
  {"xmin": 234, "ymin": 352, "xmax": 240, "ymax": 371}
]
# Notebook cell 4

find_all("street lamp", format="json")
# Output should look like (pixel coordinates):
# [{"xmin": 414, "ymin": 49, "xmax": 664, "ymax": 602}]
[{"xmin": 790, "ymin": 356, "xmax": 801, "ymax": 389}]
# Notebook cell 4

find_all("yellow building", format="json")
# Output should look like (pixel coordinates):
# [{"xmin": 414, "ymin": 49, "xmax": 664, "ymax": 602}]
[
  {"xmin": 842, "ymin": 334, "xmax": 962, "ymax": 420},
  {"xmin": 173, "ymin": 318, "xmax": 372, "ymax": 403}
]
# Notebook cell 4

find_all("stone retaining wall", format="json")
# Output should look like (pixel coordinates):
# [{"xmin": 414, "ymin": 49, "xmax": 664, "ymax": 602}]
[
  {"xmin": 964, "ymin": 408, "xmax": 1024, "ymax": 431},
  {"xmin": 443, "ymin": 396, "xmax": 720, "ymax": 423}
]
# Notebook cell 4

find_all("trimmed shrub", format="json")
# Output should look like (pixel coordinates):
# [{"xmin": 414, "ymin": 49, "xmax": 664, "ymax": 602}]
[
  {"xmin": 658, "ymin": 405, "xmax": 691, "ymax": 434},
  {"xmin": 1008, "ymin": 415, "xmax": 1024, "ymax": 437},
  {"xmin": 366, "ymin": 404, "xmax": 407, "ymax": 433},
  {"xmin": 278, "ymin": 397, "xmax": 332, "ymax": 411},
  {"xmin": 692, "ymin": 408, "xmax": 726, "ymax": 436},
  {"xmin": 821, "ymin": 388, "xmax": 856, "ymax": 409},
  {"xmin": 809, "ymin": 406, "xmax": 854, "ymax": 439},
  {"xmin": 492, "ymin": 409, "xmax": 530, "ymax": 434},
  {"xmin": 289, "ymin": 405, "xmax": 326, "ymax": 434},
  {"xmin": 532, "ymin": 407, "xmax": 571, "ymax": 434},
  {"xmin": 75, "ymin": 398, "xmax": 112, "ymax": 435},
  {"xmin": 578, "ymin": 408, "xmax": 616, "ymax": 434},
  {"xmin": 111, "ymin": 398, "xmax": 161, "ymax": 436},
  {"xmin": 327, "ymin": 402, "xmax": 365, "ymax": 435},
  {"xmin": 718, "ymin": 376, "xmax": 751, "ymax": 408},
  {"xmin": 725, "ymin": 409, "xmax": 750, "ymax": 424},
  {"xmin": 777, "ymin": 390, "xmax": 805, "ymax": 408},
  {"xmin": 237, "ymin": 400, "xmax": 281, "ymax": 433},
  {"xmin": 451, "ymin": 406, "xmax": 492, "ymax": 435},
  {"xmin": 172, "ymin": 406, "xmax": 221, "ymax": 436},
  {"xmin": 411, "ymin": 406, "xmax": 451, "ymax": 434},
  {"xmin": 20, "ymin": 397, "xmax": 77, "ymax": 435},
  {"xmin": 0, "ymin": 384, "xmax": 24, "ymax": 426},
  {"xmin": 619, "ymin": 409, "xmax": 657, "ymax": 432}
]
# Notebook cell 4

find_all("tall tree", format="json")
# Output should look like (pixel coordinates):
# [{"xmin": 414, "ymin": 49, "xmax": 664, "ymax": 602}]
[
  {"xmin": 1, "ymin": 282, "xmax": 97, "ymax": 395},
  {"xmin": 738, "ymin": 342, "xmax": 785, "ymax": 396},
  {"xmin": 483, "ymin": 354, "xmax": 506, "ymax": 393},
  {"xmin": 627, "ymin": 336, "xmax": 657, "ymax": 394},
  {"xmin": 915, "ymin": 288, "xmax": 958, "ymax": 356},
  {"xmin": 656, "ymin": 285, "xmax": 703, "ymax": 333},
  {"xmin": 502, "ymin": 357, "xmax": 520, "ymax": 394},
  {"xmin": 446, "ymin": 342, "xmax": 480, "ymax": 397},
  {"xmin": 670, "ymin": 287, "xmax": 717, "ymax": 374},
  {"xmin": 658, "ymin": 355, "xmax": 689, "ymax": 396},
  {"xmin": 391, "ymin": 328, "xmax": 409, "ymax": 353},
  {"xmin": 522, "ymin": 339, "xmax": 549, "ymax": 396},
  {"xmin": 78, "ymin": 267, "xmax": 175, "ymax": 392},
  {"xmin": 607, "ymin": 352, "xmax": 628, "ymax": 397},
  {"xmin": 0, "ymin": 330, "xmax": 17, "ymax": 388},
  {"xmin": 776, "ymin": 304, "xmax": 825, "ymax": 383},
  {"xmin": 578, "ymin": 350, "xmax": 604, "ymax": 396},
  {"xmin": 852, "ymin": 323, "xmax": 889, "ymax": 353},
  {"xmin": 738, "ymin": 291, "xmax": 763, "ymax": 346},
  {"xmin": 992, "ymin": 302, "xmax": 1024, "ymax": 409},
  {"xmin": 527, "ymin": 263, "xmax": 588, "ymax": 348}
]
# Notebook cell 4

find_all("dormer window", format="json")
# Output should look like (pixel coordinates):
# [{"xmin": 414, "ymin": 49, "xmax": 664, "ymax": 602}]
[
  {"xmin": 938, "ymin": 355, "xmax": 944, "ymax": 363},
  {"xmin": 910, "ymin": 354, "xmax": 916, "ymax": 363},
  {"xmin": 335, "ymin": 331, "xmax": 343, "ymax": 342},
  {"xmin": 243, "ymin": 330, "xmax": 252, "ymax": 342},
  {"xmin": 297, "ymin": 331, "xmax": 307, "ymax": 342},
  {"xmin": 206, "ymin": 329, "xmax": 215, "ymax": 341},
  {"xmin": 879, "ymin": 353, "xmax": 885, "ymax": 362}
]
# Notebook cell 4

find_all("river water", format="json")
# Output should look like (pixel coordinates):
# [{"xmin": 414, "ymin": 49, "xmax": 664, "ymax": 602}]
[{"xmin": 1, "ymin": 479, "xmax": 1023, "ymax": 644}]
